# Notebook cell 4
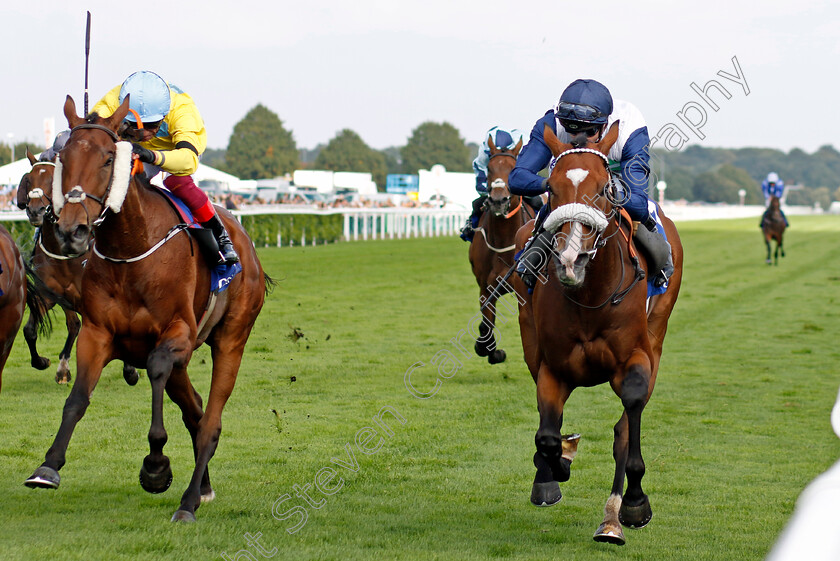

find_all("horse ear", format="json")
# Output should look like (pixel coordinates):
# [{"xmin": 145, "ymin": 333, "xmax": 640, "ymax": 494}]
[
  {"xmin": 487, "ymin": 134, "xmax": 498, "ymax": 154},
  {"xmin": 64, "ymin": 95, "xmax": 85, "ymax": 128},
  {"xmin": 597, "ymin": 121, "xmax": 620, "ymax": 155},
  {"xmin": 543, "ymin": 124, "xmax": 565, "ymax": 157},
  {"xmin": 26, "ymin": 147, "xmax": 36, "ymax": 165},
  {"xmin": 104, "ymin": 94, "xmax": 132, "ymax": 132},
  {"xmin": 512, "ymin": 137, "xmax": 524, "ymax": 157}
]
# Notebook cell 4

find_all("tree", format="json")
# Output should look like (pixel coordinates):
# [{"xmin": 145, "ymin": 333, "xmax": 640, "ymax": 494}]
[
  {"xmin": 225, "ymin": 104, "xmax": 298, "ymax": 179},
  {"xmin": 315, "ymin": 129, "xmax": 387, "ymax": 189},
  {"xmin": 401, "ymin": 122, "xmax": 471, "ymax": 173},
  {"xmin": 693, "ymin": 171, "xmax": 740, "ymax": 203},
  {"xmin": 717, "ymin": 163, "xmax": 762, "ymax": 204}
]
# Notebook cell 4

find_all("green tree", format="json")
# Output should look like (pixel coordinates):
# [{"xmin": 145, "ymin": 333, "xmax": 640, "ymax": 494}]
[
  {"xmin": 201, "ymin": 147, "xmax": 228, "ymax": 171},
  {"xmin": 401, "ymin": 122, "xmax": 471, "ymax": 173},
  {"xmin": 659, "ymin": 166, "xmax": 694, "ymax": 201},
  {"xmin": 693, "ymin": 171, "xmax": 739, "ymax": 203},
  {"xmin": 225, "ymin": 104, "xmax": 298, "ymax": 179},
  {"xmin": 315, "ymin": 129, "xmax": 387, "ymax": 189},
  {"xmin": 717, "ymin": 163, "xmax": 762, "ymax": 204}
]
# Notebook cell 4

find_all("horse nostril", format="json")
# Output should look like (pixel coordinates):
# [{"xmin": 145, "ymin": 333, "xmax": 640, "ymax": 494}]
[{"xmin": 72, "ymin": 224, "xmax": 90, "ymax": 242}]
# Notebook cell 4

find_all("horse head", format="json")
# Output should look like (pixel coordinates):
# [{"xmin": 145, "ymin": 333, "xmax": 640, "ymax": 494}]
[
  {"xmin": 484, "ymin": 134, "xmax": 523, "ymax": 217},
  {"xmin": 541, "ymin": 121, "xmax": 620, "ymax": 286},
  {"xmin": 769, "ymin": 195, "xmax": 781, "ymax": 211},
  {"xmin": 52, "ymin": 95, "xmax": 133, "ymax": 257},
  {"xmin": 18, "ymin": 148, "xmax": 56, "ymax": 226}
]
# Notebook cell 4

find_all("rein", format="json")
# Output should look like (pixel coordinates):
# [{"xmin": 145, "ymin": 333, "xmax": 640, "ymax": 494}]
[{"xmin": 92, "ymin": 224, "xmax": 190, "ymax": 263}]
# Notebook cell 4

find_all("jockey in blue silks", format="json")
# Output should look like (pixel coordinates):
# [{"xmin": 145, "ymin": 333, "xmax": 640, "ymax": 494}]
[
  {"xmin": 760, "ymin": 172, "xmax": 789, "ymax": 227},
  {"xmin": 460, "ymin": 126, "xmax": 544, "ymax": 242},
  {"xmin": 509, "ymin": 78, "xmax": 673, "ymax": 293}
]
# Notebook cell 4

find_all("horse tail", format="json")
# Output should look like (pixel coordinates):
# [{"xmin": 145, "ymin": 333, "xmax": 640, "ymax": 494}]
[
  {"xmin": 263, "ymin": 272, "xmax": 278, "ymax": 295},
  {"xmin": 24, "ymin": 262, "xmax": 53, "ymax": 338}
]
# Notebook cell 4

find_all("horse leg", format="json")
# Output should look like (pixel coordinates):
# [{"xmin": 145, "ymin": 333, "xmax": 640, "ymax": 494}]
[
  {"xmin": 22, "ymin": 300, "xmax": 52, "ymax": 371},
  {"xmin": 594, "ymin": 413, "xmax": 629, "ymax": 545},
  {"xmin": 165, "ymin": 367, "xmax": 213, "ymax": 502},
  {"xmin": 123, "ymin": 363, "xmax": 140, "ymax": 386},
  {"xmin": 55, "ymin": 307, "xmax": 80, "ymax": 384},
  {"xmin": 140, "ymin": 322, "xmax": 193, "ymax": 495},
  {"xmin": 618, "ymin": 355, "xmax": 654, "ymax": 528},
  {"xmin": 475, "ymin": 286, "xmax": 509, "ymax": 364},
  {"xmin": 764, "ymin": 237, "xmax": 772, "ymax": 265},
  {"xmin": 25, "ymin": 328, "xmax": 110, "ymax": 489},
  {"xmin": 171, "ymin": 331, "xmax": 249, "ymax": 522},
  {"xmin": 532, "ymin": 364, "xmax": 573, "ymax": 505}
]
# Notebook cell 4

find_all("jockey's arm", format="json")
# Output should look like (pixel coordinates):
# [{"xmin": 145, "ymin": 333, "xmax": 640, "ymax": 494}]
[
  {"xmin": 473, "ymin": 154, "xmax": 489, "ymax": 193},
  {"xmin": 617, "ymin": 127, "xmax": 653, "ymax": 224},
  {"xmin": 145, "ymin": 103, "xmax": 206, "ymax": 176},
  {"xmin": 509, "ymin": 111, "xmax": 554, "ymax": 196}
]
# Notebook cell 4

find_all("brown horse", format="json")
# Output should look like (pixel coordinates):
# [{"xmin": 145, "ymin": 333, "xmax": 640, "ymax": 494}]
[
  {"xmin": 468, "ymin": 135, "xmax": 532, "ymax": 363},
  {"xmin": 513, "ymin": 123, "xmax": 683, "ymax": 545},
  {"xmin": 25, "ymin": 95, "xmax": 271, "ymax": 523},
  {"xmin": 0, "ymin": 224, "xmax": 30, "ymax": 392},
  {"xmin": 762, "ymin": 196, "xmax": 786, "ymax": 265},
  {"xmin": 17, "ymin": 148, "xmax": 139, "ymax": 385}
]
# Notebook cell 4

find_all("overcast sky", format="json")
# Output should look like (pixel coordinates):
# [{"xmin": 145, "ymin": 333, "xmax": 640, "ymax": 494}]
[{"xmin": 3, "ymin": 0, "xmax": 838, "ymax": 155}]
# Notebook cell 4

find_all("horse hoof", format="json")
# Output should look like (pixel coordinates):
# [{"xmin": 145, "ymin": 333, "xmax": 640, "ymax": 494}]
[
  {"xmin": 123, "ymin": 366, "xmax": 139, "ymax": 386},
  {"xmin": 530, "ymin": 481, "xmax": 562, "ymax": 507},
  {"xmin": 24, "ymin": 466, "xmax": 60, "ymax": 489},
  {"xmin": 488, "ymin": 349, "xmax": 506, "ymax": 364},
  {"xmin": 139, "ymin": 458, "xmax": 173, "ymax": 494},
  {"xmin": 620, "ymin": 495, "xmax": 652, "ymax": 528},
  {"xmin": 32, "ymin": 357, "xmax": 50, "ymax": 370},
  {"xmin": 55, "ymin": 371, "xmax": 71, "ymax": 384},
  {"xmin": 171, "ymin": 509, "xmax": 196, "ymax": 523},
  {"xmin": 593, "ymin": 522, "xmax": 626, "ymax": 545},
  {"xmin": 474, "ymin": 341, "xmax": 490, "ymax": 358}
]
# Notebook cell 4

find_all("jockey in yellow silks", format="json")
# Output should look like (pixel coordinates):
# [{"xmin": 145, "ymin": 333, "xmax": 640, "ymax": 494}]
[{"xmin": 92, "ymin": 71, "xmax": 239, "ymax": 265}]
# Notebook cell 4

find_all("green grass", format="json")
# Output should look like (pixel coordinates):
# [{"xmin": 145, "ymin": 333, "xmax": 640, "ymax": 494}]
[{"xmin": 1, "ymin": 216, "xmax": 839, "ymax": 560}]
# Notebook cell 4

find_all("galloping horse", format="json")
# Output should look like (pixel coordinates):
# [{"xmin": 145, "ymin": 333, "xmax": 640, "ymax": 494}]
[
  {"xmin": 17, "ymin": 148, "xmax": 139, "ymax": 385},
  {"xmin": 762, "ymin": 195, "xmax": 786, "ymax": 265},
  {"xmin": 0, "ymin": 223, "xmax": 41, "ymax": 392},
  {"xmin": 468, "ymin": 135, "xmax": 532, "ymax": 363},
  {"xmin": 513, "ymin": 123, "xmax": 683, "ymax": 545},
  {"xmin": 25, "ymin": 95, "xmax": 271, "ymax": 522}
]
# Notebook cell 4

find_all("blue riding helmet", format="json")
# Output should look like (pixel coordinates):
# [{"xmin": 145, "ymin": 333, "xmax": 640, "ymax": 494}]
[
  {"xmin": 555, "ymin": 79, "xmax": 613, "ymax": 133},
  {"xmin": 119, "ymin": 71, "xmax": 172, "ymax": 123}
]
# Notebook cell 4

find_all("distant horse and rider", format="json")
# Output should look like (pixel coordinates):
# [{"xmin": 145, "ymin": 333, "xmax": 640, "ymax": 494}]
[
  {"xmin": 467, "ymin": 132, "xmax": 537, "ymax": 364},
  {"xmin": 24, "ymin": 95, "xmax": 273, "ymax": 523},
  {"xmin": 510, "ymin": 120, "xmax": 682, "ymax": 545},
  {"xmin": 17, "ymin": 146, "xmax": 139, "ymax": 385},
  {"xmin": 760, "ymin": 172, "xmax": 788, "ymax": 265},
  {"xmin": 761, "ymin": 195, "xmax": 786, "ymax": 265}
]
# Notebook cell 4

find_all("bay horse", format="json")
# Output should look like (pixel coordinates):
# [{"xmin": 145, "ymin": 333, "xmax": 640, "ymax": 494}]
[
  {"xmin": 0, "ymin": 223, "xmax": 43, "ymax": 392},
  {"xmin": 468, "ymin": 134, "xmax": 532, "ymax": 364},
  {"xmin": 513, "ymin": 122, "xmax": 683, "ymax": 545},
  {"xmin": 17, "ymin": 148, "xmax": 139, "ymax": 385},
  {"xmin": 762, "ymin": 195, "xmax": 786, "ymax": 265},
  {"xmin": 25, "ymin": 95, "xmax": 271, "ymax": 523}
]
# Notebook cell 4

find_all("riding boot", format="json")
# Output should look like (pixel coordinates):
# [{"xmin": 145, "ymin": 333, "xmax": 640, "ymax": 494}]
[
  {"xmin": 202, "ymin": 214, "xmax": 240, "ymax": 265},
  {"xmin": 516, "ymin": 231, "xmax": 555, "ymax": 290},
  {"xmin": 525, "ymin": 195, "xmax": 544, "ymax": 213},
  {"xmin": 460, "ymin": 196, "xmax": 486, "ymax": 242}
]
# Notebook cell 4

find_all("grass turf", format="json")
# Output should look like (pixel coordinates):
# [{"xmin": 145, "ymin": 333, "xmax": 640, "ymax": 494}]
[{"xmin": 0, "ymin": 215, "xmax": 838, "ymax": 560}]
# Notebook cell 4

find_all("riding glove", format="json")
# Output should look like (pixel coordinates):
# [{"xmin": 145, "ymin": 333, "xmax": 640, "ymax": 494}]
[{"xmin": 132, "ymin": 144, "xmax": 157, "ymax": 164}]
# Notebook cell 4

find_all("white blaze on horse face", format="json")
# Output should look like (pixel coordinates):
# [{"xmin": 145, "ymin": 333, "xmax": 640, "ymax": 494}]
[
  {"xmin": 559, "ymin": 221, "xmax": 584, "ymax": 279},
  {"xmin": 566, "ymin": 168, "xmax": 589, "ymax": 188}
]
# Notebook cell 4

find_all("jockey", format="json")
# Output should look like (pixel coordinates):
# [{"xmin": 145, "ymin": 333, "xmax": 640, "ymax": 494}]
[
  {"xmin": 39, "ymin": 130, "xmax": 70, "ymax": 162},
  {"xmin": 92, "ymin": 71, "xmax": 239, "ymax": 265},
  {"xmin": 460, "ymin": 127, "xmax": 543, "ymax": 242},
  {"xmin": 760, "ymin": 172, "xmax": 789, "ymax": 227},
  {"xmin": 509, "ymin": 78, "xmax": 673, "ymax": 292}
]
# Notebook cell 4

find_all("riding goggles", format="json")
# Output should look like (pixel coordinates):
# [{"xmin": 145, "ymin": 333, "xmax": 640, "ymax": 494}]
[{"xmin": 555, "ymin": 101, "xmax": 607, "ymax": 123}]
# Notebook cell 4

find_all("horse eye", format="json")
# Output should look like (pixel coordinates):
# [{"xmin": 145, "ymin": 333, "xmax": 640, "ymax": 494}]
[{"xmin": 104, "ymin": 156, "xmax": 114, "ymax": 167}]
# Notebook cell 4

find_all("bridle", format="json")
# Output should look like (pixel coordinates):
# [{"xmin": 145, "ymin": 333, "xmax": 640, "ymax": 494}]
[
  {"xmin": 484, "ymin": 151, "xmax": 521, "ymax": 219},
  {"xmin": 543, "ymin": 147, "xmax": 644, "ymax": 308}
]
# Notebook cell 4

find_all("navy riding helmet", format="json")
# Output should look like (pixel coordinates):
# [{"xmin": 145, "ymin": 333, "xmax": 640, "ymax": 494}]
[{"xmin": 555, "ymin": 79, "xmax": 613, "ymax": 134}]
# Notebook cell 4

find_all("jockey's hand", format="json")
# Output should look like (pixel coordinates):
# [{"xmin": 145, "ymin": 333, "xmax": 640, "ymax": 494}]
[{"xmin": 132, "ymin": 144, "xmax": 156, "ymax": 164}]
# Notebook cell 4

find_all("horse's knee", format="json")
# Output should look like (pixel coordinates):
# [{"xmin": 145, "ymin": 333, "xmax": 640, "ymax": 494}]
[{"xmin": 621, "ymin": 366, "xmax": 649, "ymax": 411}]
